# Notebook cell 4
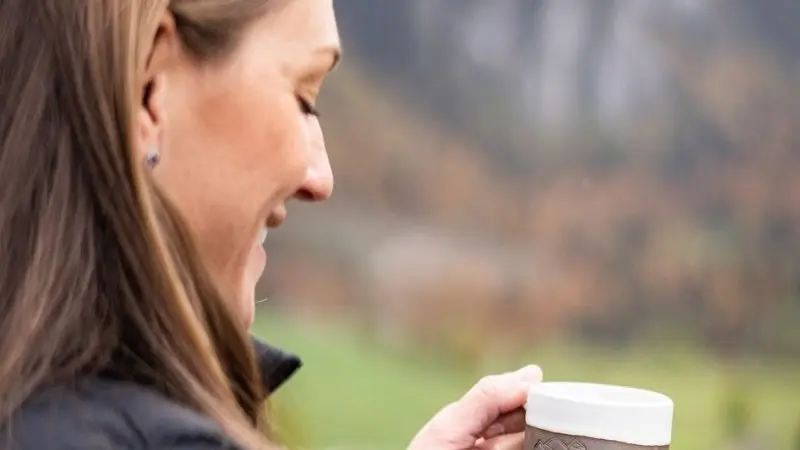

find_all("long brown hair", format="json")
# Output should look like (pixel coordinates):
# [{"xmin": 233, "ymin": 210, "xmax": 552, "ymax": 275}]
[{"xmin": 0, "ymin": 1, "xmax": 278, "ymax": 448}]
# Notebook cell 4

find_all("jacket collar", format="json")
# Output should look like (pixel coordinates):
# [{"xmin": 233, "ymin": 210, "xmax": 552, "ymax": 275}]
[{"xmin": 250, "ymin": 337, "xmax": 302, "ymax": 394}]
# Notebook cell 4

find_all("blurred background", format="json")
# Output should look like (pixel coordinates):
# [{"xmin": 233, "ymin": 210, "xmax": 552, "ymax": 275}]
[{"xmin": 253, "ymin": 1, "xmax": 800, "ymax": 449}]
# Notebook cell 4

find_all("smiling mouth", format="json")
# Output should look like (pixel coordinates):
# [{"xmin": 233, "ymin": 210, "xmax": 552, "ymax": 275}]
[{"xmin": 259, "ymin": 207, "xmax": 287, "ymax": 247}]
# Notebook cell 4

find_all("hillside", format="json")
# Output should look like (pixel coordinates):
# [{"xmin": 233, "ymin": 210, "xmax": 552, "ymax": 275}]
[{"xmin": 261, "ymin": 6, "xmax": 800, "ymax": 358}]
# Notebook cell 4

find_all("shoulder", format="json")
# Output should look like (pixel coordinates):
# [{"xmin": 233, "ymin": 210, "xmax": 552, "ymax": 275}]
[{"xmin": 0, "ymin": 378, "xmax": 242, "ymax": 450}]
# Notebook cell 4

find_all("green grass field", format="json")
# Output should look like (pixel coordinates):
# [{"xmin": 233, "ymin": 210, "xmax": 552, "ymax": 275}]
[{"xmin": 253, "ymin": 315, "xmax": 800, "ymax": 450}]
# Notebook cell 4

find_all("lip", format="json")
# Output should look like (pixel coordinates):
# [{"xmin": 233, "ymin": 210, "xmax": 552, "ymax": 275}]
[{"xmin": 265, "ymin": 205, "xmax": 287, "ymax": 229}]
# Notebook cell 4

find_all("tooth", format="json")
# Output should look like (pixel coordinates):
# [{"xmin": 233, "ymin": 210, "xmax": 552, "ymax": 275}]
[{"xmin": 259, "ymin": 228, "xmax": 268, "ymax": 245}]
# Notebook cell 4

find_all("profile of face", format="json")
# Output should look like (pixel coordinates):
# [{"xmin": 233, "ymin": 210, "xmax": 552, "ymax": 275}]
[{"xmin": 137, "ymin": 0, "xmax": 340, "ymax": 326}]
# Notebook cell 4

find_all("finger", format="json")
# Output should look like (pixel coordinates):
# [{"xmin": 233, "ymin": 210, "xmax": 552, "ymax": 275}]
[
  {"xmin": 444, "ymin": 365, "xmax": 543, "ymax": 435},
  {"xmin": 476, "ymin": 432, "xmax": 526, "ymax": 450},
  {"xmin": 482, "ymin": 408, "xmax": 527, "ymax": 440}
]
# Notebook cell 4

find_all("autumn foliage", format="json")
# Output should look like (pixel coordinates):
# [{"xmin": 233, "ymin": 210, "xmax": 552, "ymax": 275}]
[{"xmin": 260, "ymin": 34, "xmax": 800, "ymax": 360}]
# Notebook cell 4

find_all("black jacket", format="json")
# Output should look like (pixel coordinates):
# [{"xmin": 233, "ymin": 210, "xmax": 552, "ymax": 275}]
[{"xmin": 0, "ymin": 339, "xmax": 302, "ymax": 450}]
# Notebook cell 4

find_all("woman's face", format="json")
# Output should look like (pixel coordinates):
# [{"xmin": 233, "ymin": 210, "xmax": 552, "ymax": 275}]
[{"xmin": 138, "ymin": 0, "xmax": 340, "ymax": 326}]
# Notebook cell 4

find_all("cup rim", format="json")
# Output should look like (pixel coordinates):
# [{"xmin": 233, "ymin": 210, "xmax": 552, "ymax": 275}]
[
  {"xmin": 527, "ymin": 381, "xmax": 674, "ymax": 408},
  {"xmin": 525, "ymin": 381, "xmax": 674, "ymax": 446}
]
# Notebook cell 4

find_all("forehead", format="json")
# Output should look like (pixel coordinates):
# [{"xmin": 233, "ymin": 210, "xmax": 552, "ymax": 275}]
[{"xmin": 260, "ymin": 0, "xmax": 340, "ymax": 51}]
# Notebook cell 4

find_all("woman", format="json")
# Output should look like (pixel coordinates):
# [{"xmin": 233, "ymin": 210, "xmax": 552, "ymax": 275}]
[{"xmin": 0, "ymin": 1, "xmax": 542, "ymax": 449}]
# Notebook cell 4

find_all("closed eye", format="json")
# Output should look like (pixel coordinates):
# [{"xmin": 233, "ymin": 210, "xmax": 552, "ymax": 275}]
[{"xmin": 297, "ymin": 96, "xmax": 320, "ymax": 117}]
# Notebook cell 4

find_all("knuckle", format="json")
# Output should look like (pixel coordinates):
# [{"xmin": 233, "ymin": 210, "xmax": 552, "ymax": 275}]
[
  {"xmin": 475, "ymin": 374, "xmax": 501, "ymax": 396},
  {"xmin": 477, "ymin": 374, "xmax": 499, "ymax": 389},
  {"xmin": 439, "ymin": 401, "xmax": 460, "ymax": 416}
]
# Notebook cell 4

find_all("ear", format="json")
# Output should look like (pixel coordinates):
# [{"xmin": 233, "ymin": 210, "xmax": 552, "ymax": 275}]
[{"xmin": 136, "ymin": 11, "xmax": 179, "ymax": 166}]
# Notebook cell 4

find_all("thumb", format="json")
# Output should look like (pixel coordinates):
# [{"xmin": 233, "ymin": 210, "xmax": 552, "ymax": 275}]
[{"xmin": 441, "ymin": 365, "xmax": 542, "ymax": 438}]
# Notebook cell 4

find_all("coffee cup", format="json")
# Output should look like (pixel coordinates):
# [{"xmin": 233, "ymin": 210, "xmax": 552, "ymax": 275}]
[{"xmin": 524, "ymin": 382, "xmax": 674, "ymax": 450}]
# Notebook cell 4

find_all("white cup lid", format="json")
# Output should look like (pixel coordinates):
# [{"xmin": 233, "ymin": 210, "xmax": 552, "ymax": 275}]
[{"xmin": 526, "ymin": 382, "xmax": 674, "ymax": 446}]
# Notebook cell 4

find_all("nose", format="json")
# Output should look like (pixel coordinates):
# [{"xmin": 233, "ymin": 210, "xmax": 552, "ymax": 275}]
[{"xmin": 294, "ymin": 151, "xmax": 333, "ymax": 202}]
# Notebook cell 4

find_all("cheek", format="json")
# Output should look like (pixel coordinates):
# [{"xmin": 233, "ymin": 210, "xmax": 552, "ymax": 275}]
[{"xmin": 159, "ymin": 78, "xmax": 308, "ymax": 277}]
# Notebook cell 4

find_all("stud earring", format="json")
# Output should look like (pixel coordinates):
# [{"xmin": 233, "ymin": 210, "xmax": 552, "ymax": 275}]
[{"xmin": 146, "ymin": 148, "xmax": 160, "ymax": 168}]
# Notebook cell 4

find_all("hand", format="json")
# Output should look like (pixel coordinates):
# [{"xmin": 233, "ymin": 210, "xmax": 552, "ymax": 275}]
[{"xmin": 408, "ymin": 365, "xmax": 543, "ymax": 450}]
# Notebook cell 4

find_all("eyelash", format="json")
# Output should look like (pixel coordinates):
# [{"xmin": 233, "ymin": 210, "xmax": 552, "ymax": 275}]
[{"xmin": 297, "ymin": 96, "xmax": 320, "ymax": 117}]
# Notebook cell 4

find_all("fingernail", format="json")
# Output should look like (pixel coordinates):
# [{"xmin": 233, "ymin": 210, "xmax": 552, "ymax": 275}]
[
  {"xmin": 520, "ymin": 365, "xmax": 543, "ymax": 382},
  {"xmin": 485, "ymin": 423, "xmax": 505, "ymax": 439}
]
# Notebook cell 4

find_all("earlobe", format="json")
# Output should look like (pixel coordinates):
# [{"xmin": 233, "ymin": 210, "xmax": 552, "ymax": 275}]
[
  {"xmin": 146, "ymin": 147, "xmax": 161, "ymax": 169},
  {"xmin": 137, "ymin": 73, "xmax": 167, "ymax": 167},
  {"xmin": 136, "ymin": 106, "xmax": 162, "ymax": 168}
]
